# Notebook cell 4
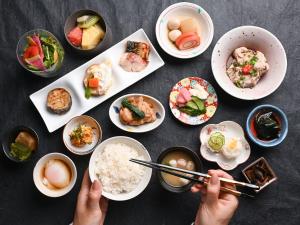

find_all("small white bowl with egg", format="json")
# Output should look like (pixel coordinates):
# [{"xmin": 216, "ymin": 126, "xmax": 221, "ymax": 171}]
[
  {"xmin": 211, "ymin": 26, "xmax": 287, "ymax": 100},
  {"xmin": 200, "ymin": 121, "xmax": 251, "ymax": 170},
  {"xmin": 89, "ymin": 136, "xmax": 152, "ymax": 201},
  {"xmin": 155, "ymin": 2, "xmax": 214, "ymax": 58},
  {"xmin": 33, "ymin": 153, "xmax": 77, "ymax": 197}
]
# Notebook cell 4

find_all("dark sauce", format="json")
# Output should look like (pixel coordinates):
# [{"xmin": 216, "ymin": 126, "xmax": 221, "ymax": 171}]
[
  {"xmin": 244, "ymin": 159, "xmax": 274, "ymax": 187},
  {"xmin": 250, "ymin": 110, "xmax": 281, "ymax": 141}
]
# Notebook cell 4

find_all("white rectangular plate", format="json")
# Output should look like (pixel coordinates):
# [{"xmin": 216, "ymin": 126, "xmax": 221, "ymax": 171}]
[{"xmin": 30, "ymin": 29, "xmax": 165, "ymax": 132}]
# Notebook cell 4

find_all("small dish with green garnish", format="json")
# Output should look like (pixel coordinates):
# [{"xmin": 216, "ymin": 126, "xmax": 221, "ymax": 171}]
[
  {"xmin": 109, "ymin": 93, "xmax": 165, "ymax": 133},
  {"xmin": 2, "ymin": 126, "xmax": 39, "ymax": 163}
]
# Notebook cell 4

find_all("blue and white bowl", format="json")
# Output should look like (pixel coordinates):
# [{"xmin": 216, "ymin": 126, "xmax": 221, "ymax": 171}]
[
  {"xmin": 109, "ymin": 94, "xmax": 165, "ymax": 133},
  {"xmin": 246, "ymin": 104, "xmax": 288, "ymax": 148}
]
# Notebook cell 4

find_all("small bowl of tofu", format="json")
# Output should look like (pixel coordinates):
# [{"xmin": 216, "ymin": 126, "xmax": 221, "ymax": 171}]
[
  {"xmin": 2, "ymin": 126, "xmax": 39, "ymax": 163},
  {"xmin": 64, "ymin": 9, "xmax": 112, "ymax": 55}
]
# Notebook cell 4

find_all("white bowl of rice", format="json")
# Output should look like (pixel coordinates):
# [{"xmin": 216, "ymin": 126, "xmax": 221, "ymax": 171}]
[{"xmin": 89, "ymin": 136, "xmax": 152, "ymax": 201}]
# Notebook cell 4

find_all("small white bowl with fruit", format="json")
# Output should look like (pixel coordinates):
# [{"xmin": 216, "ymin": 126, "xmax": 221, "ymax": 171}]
[{"xmin": 155, "ymin": 2, "xmax": 214, "ymax": 59}]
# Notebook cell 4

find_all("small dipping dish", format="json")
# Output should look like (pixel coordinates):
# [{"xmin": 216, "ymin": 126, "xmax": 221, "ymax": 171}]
[
  {"xmin": 33, "ymin": 152, "xmax": 77, "ymax": 197},
  {"xmin": 64, "ymin": 9, "xmax": 112, "ymax": 55},
  {"xmin": 63, "ymin": 115, "xmax": 102, "ymax": 155},
  {"xmin": 2, "ymin": 125, "xmax": 39, "ymax": 163},
  {"xmin": 246, "ymin": 104, "xmax": 288, "ymax": 147},
  {"xmin": 242, "ymin": 157, "xmax": 277, "ymax": 192},
  {"xmin": 157, "ymin": 146, "xmax": 202, "ymax": 193}
]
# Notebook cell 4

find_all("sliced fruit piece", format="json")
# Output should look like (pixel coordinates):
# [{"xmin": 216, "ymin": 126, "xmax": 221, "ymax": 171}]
[
  {"xmin": 31, "ymin": 35, "xmax": 44, "ymax": 59},
  {"xmin": 77, "ymin": 15, "xmax": 90, "ymax": 23},
  {"xmin": 47, "ymin": 88, "xmax": 72, "ymax": 114},
  {"xmin": 175, "ymin": 32, "xmax": 200, "ymax": 50},
  {"xmin": 78, "ymin": 15, "xmax": 100, "ymax": 29},
  {"xmin": 23, "ymin": 45, "xmax": 40, "ymax": 59},
  {"xmin": 88, "ymin": 78, "xmax": 99, "ymax": 88},
  {"xmin": 24, "ymin": 54, "xmax": 46, "ymax": 71},
  {"xmin": 67, "ymin": 27, "xmax": 83, "ymax": 47},
  {"xmin": 81, "ymin": 24, "xmax": 105, "ymax": 50}
]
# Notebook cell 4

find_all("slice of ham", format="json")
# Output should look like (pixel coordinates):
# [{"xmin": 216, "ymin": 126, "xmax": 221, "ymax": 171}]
[
  {"xmin": 175, "ymin": 32, "xmax": 200, "ymax": 50},
  {"xmin": 119, "ymin": 52, "xmax": 148, "ymax": 72},
  {"xmin": 180, "ymin": 88, "xmax": 192, "ymax": 102},
  {"xmin": 176, "ymin": 88, "xmax": 192, "ymax": 106}
]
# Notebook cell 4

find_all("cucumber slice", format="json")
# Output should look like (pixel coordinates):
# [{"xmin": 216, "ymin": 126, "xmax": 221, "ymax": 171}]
[
  {"xmin": 208, "ymin": 132, "xmax": 225, "ymax": 152},
  {"xmin": 78, "ymin": 15, "xmax": 100, "ymax": 28},
  {"xmin": 191, "ymin": 96, "xmax": 206, "ymax": 114}
]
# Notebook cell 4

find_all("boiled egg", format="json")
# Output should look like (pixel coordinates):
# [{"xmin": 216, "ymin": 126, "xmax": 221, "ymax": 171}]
[{"xmin": 43, "ymin": 159, "xmax": 71, "ymax": 189}]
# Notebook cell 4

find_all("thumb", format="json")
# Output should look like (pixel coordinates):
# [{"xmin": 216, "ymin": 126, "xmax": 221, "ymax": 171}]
[
  {"xmin": 206, "ymin": 173, "xmax": 220, "ymax": 205},
  {"xmin": 87, "ymin": 180, "xmax": 102, "ymax": 210}
]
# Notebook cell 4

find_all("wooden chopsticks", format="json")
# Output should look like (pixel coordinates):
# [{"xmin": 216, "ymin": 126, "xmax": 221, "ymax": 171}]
[{"xmin": 130, "ymin": 158, "xmax": 256, "ymax": 198}]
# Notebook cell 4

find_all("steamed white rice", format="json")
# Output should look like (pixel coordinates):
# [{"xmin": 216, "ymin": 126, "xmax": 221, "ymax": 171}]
[{"xmin": 94, "ymin": 143, "xmax": 145, "ymax": 194}]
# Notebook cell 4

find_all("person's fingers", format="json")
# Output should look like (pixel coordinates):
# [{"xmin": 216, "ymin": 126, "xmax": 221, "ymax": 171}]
[
  {"xmin": 210, "ymin": 169, "xmax": 239, "ymax": 202},
  {"xmin": 87, "ymin": 179, "xmax": 102, "ymax": 210},
  {"xmin": 191, "ymin": 186, "xmax": 200, "ymax": 193},
  {"xmin": 77, "ymin": 170, "xmax": 91, "ymax": 208},
  {"xmin": 99, "ymin": 197, "xmax": 109, "ymax": 225},
  {"xmin": 206, "ymin": 171, "xmax": 220, "ymax": 205}
]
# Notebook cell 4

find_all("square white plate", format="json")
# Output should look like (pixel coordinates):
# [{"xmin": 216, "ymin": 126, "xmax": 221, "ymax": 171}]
[{"xmin": 30, "ymin": 29, "xmax": 165, "ymax": 132}]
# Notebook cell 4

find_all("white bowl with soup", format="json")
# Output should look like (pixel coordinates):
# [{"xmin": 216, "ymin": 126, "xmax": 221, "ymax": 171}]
[
  {"xmin": 157, "ymin": 146, "xmax": 202, "ymax": 193},
  {"xmin": 211, "ymin": 26, "xmax": 287, "ymax": 100},
  {"xmin": 156, "ymin": 2, "xmax": 214, "ymax": 58}
]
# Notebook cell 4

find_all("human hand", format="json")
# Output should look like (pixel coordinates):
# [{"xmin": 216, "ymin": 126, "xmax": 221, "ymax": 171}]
[
  {"xmin": 73, "ymin": 170, "xmax": 108, "ymax": 225},
  {"xmin": 191, "ymin": 170, "xmax": 239, "ymax": 225}
]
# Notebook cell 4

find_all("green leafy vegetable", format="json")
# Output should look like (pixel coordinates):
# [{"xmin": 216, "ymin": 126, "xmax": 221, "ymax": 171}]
[
  {"xmin": 249, "ymin": 56, "xmax": 258, "ymax": 65},
  {"xmin": 85, "ymin": 87, "xmax": 92, "ymax": 99},
  {"xmin": 179, "ymin": 96, "xmax": 206, "ymax": 116},
  {"xmin": 10, "ymin": 142, "xmax": 32, "ymax": 161},
  {"xmin": 121, "ymin": 98, "xmax": 145, "ymax": 119}
]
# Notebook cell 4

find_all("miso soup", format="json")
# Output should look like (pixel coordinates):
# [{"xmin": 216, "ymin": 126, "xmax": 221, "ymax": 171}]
[{"xmin": 161, "ymin": 150, "xmax": 196, "ymax": 187}]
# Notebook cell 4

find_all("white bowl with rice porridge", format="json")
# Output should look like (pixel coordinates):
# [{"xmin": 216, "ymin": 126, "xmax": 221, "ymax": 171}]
[{"xmin": 89, "ymin": 136, "xmax": 152, "ymax": 201}]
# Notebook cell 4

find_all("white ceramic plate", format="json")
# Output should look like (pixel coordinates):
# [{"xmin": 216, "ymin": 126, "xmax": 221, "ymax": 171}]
[
  {"xmin": 63, "ymin": 115, "xmax": 102, "ymax": 155},
  {"xmin": 200, "ymin": 121, "xmax": 251, "ymax": 170},
  {"xmin": 89, "ymin": 136, "xmax": 152, "ymax": 201},
  {"xmin": 30, "ymin": 29, "xmax": 165, "ymax": 132},
  {"xmin": 33, "ymin": 153, "xmax": 77, "ymax": 197},
  {"xmin": 156, "ymin": 2, "xmax": 214, "ymax": 58},
  {"xmin": 211, "ymin": 26, "xmax": 287, "ymax": 100},
  {"xmin": 109, "ymin": 93, "xmax": 165, "ymax": 133}
]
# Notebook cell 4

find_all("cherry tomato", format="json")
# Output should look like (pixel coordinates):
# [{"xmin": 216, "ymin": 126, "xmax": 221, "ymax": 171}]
[
  {"xmin": 23, "ymin": 46, "xmax": 40, "ymax": 59},
  {"xmin": 242, "ymin": 64, "xmax": 253, "ymax": 75}
]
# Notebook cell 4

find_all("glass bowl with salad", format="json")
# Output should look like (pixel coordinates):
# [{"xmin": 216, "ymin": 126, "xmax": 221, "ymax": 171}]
[
  {"xmin": 2, "ymin": 126, "xmax": 39, "ymax": 163},
  {"xmin": 16, "ymin": 29, "xmax": 64, "ymax": 77}
]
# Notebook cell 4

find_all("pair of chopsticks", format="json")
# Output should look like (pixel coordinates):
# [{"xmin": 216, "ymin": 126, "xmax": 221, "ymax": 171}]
[{"xmin": 130, "ymin": 158, "xmax": 257, "ymax": 198}]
